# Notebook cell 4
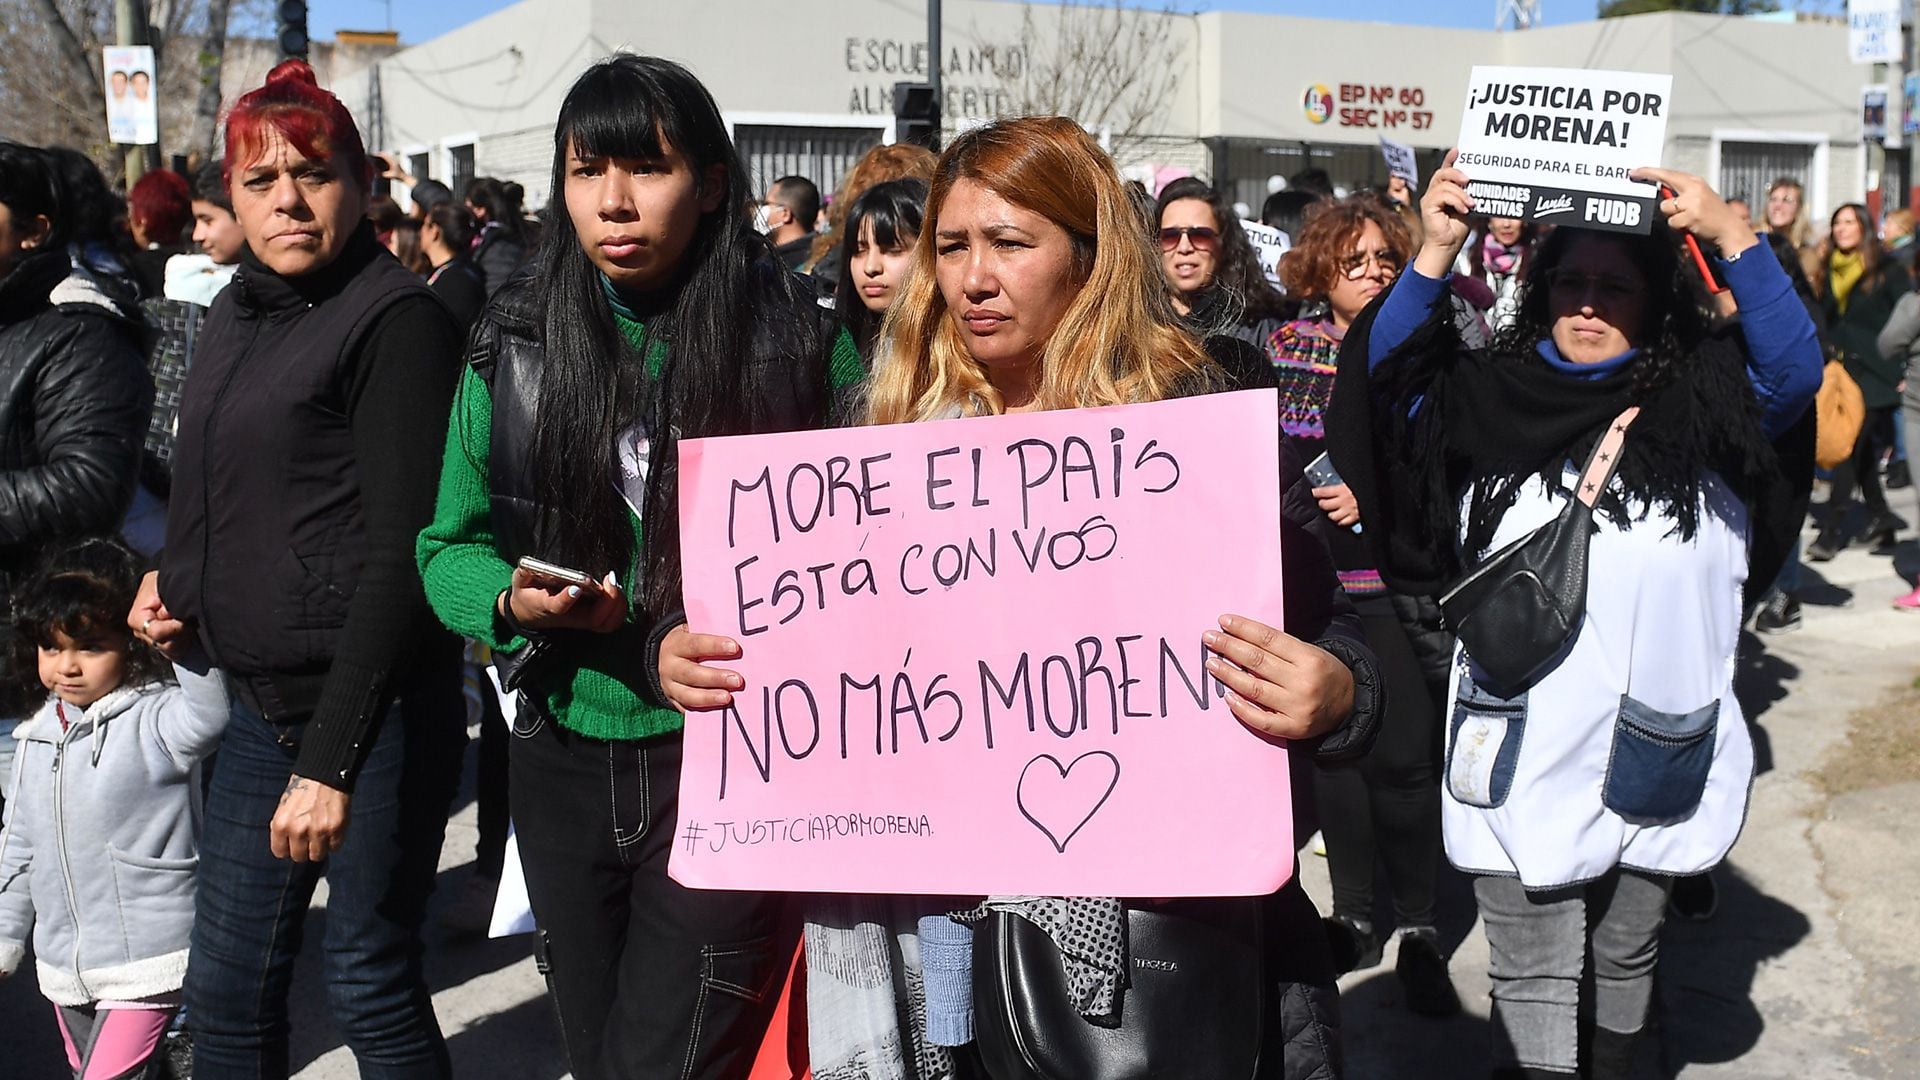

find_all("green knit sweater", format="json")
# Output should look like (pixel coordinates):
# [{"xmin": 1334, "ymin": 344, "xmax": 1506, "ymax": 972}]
[{"xmin": 416, "ymin": 311, "xmax": 865, "ymax": 741}]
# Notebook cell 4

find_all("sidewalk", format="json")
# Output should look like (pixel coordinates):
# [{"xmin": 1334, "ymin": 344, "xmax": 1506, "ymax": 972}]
[
  {"xmin": 1306, "ymin": 526, "xmax": 1920, "ymax": 1079},
  {"xmin": 4, "ymin": 529, "xmax": 1915, "ymax": 1079}
]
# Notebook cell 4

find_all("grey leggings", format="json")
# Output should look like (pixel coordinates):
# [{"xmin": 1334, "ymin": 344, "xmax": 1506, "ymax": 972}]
[{"xmin": 1474, "ymin": 868, "xmax": 1673, "ymax": 1074}]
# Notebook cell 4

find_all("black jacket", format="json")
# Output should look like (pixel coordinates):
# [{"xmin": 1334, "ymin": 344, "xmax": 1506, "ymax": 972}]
[
  {"xmin": 428, "ymin": 257, "xmax": 487, "ymax": 332},
  {"xmin": 470, "ymin": 263, "xmax": 845, "ymax": 700},
  {"xmin": 1827, "ymin": 260, "xmax": 1913, "ymax": 408},
  {"xmin": 471, "ymin": 224, "xmax": 527, "ymax": 299},
  {"xmin": 159, "ymin": 225, "xmax": 464, "ymax": 788},
  {"xmin": 0, "ymin": 253, "xmax": 152, "ymax": 671}
]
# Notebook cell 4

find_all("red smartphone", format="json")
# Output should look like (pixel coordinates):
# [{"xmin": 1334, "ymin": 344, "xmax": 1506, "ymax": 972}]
[{"xmin": 1661, "ymin": 184, "xmax": 1726, "ymax": 295}]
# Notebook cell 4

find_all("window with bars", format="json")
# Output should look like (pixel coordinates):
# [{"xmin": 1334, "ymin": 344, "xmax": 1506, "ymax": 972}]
[
  {"xmin": 408, "ymin": 152, "xmax": 431, "ymax": 182},
  {"xmin": 735, "ymin": 125, "xmax": 886, "ymax": 203},
  {"xmin": 1717, "ymin": 141, "xmax": 1815, "ymax": 211},
  {"xmin": 449, "ymin": 144, "xmax": 476, "ymax": 199}
]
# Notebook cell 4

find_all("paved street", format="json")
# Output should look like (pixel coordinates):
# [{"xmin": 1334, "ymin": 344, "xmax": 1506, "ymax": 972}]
[{"xmin": 4, "ymin": 522, "xmax": 1917, "ymax": 1080}]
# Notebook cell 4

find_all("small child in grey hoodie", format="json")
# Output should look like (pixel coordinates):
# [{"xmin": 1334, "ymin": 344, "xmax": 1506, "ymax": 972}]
[{"xmin": 0, "ymin": 538, "xmax": 229, "ymax": 1079}]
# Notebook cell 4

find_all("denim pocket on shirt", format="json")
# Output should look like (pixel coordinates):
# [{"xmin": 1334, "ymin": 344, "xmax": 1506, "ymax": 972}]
[
  {"xmin": 1602, "ymin": 695, "xmax": 1718, "ymax": 824},
  {"xmin": 1445, "ymin": 670, "xmax": 1528, "ymax": 809}
]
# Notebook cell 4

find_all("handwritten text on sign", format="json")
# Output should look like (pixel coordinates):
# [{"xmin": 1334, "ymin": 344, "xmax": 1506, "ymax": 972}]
[
  {"xmin": 1455, "ymin": 66, "xmax": 1673, "ymax": 235},
  {"xmin": 670, "ymin": 392, "xmax": 1293, "ymax": 897}
]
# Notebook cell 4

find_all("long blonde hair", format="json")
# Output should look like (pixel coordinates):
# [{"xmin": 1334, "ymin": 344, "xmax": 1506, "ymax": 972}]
[{"xmin": 864, "ymin": 117, "xmax": 1214, "ymax": 424}]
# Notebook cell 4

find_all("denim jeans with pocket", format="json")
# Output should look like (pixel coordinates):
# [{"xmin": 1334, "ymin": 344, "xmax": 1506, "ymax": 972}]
[
  {"xmin": 185, "ymin": 690, "xmax": 466, "ymax": 1079},
  {"xmin": 507, "ymin": 703, "xmax": 789, "ymax": 1080}
]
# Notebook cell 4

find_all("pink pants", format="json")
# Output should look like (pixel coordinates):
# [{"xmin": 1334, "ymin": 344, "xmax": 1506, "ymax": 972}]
[{"xmin": 54, "ymin": 1003, "xmax": 176, "ymax": 1080}]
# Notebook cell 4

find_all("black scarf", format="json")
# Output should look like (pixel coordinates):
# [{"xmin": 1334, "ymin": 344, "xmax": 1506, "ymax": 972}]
[{"xmin": 1326, "ymin": 278, "xmax": 1814, "ymax": 608}]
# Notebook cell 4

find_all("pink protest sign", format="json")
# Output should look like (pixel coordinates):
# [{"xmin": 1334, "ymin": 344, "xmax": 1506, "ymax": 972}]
[{"xmin": 670, "ymin": 390, "xmax": 1291, "ymax": 897}]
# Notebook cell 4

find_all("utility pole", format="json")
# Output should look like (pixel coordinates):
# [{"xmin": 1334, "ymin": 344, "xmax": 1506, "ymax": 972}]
[
  {"xmin": 1871, "ymin": 57, "xmax": 1887, "ymax": 219},
  {"xmin": 114, "ymin": 0, "xmax": 159, "ymax": 181},
  {"xmin": 928, "ymin": 0, "xmax": 943, "ymax": 151}
]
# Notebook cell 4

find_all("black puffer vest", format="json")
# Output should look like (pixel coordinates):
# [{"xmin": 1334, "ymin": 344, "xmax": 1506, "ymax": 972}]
[
  {"xmin": 469, "ymin": 267, "xmax": 839, "ymax": 568},
  {"xmin": 160, "ymin": 226, "xmax": 435, "ymax": 718}
]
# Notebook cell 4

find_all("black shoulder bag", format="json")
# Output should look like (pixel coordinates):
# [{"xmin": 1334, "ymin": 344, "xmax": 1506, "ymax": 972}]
[
  {"xmin": 971, "ymin": 899, "xmax": 1265, "ymax": 1080},
  {"xmin": 1438, "ymin": 406, "xmax": 1639, "ymax": 697}
]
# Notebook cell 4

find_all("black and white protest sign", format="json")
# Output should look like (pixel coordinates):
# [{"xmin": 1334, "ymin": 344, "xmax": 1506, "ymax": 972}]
[
  {"xmin": 1241, "ymin": 219, "xmax": 1288, "ymax": 286},
  {"xmin": 1380, "ymin": 137, "xmax": 1419, "ymax": 185},
  {"xmin": 1455, "ymin": 66, "xmax": 1672, "ymax": 236}
]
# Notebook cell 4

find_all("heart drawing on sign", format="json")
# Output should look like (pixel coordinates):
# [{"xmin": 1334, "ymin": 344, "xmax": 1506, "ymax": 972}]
[{"xmin": 1016, "ymin": 751, "xmax": 1122, "ymax": 854}]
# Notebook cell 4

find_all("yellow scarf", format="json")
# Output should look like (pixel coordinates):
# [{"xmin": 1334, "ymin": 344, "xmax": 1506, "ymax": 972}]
[{"xmin": 1830, "ymin": 250, "xmax": 1866, "ymax": 315}]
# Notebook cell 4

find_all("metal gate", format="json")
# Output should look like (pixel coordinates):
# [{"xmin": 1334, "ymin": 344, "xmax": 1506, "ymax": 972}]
[
  {"xmin": 735, "ymin": 125, "xmax": 886, "ymax": 201},
  {"xmin": 1718, "ymin": 141, "xmax": 1816, "ymax": 211}
]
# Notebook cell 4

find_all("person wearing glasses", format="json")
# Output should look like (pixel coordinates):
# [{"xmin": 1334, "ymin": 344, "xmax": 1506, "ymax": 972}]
[
  {"xmin": 1155, "ymin": 178, "xmax": 1296, "ymax": 344},
  {"xmin": 1266, "ymin": 195, "xmax": 1462, "ymax": 1016},
  {"xmin": 1329, "ymin": 153, "xmax": 1818, "ymax": 1080}
]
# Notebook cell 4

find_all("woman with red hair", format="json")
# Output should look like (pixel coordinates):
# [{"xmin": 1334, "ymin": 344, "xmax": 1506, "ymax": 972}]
[
  {"xmin": 126, "ymin": 168, "xmax": 192, "ymax": 298},
  {"xmin": 129, "ymin": 60, "xmax": 468, "ymax": 1078}
]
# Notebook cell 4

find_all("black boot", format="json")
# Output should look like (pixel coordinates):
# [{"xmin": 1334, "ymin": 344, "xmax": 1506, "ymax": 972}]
[
  {"xmin": 1754, "ymin": 590, "xmax": 1801, "ymax": 634},
  {"xmin": 1323, "ymin": 914, "xmax": 1382, "ymax": 974},
  {"xmin": 1589, "ymin": 1026, "xmax": 1641, "ymax": 1080},
  {"xmin": 1490, "ymin": 1068, "xmax": 1574, "ymax": 1080},
  {"xmin": 1396, "ymin": 927, "xmax": 1462, "ymax": 1017},
  {"xmin": 1807, "ymin": 531, "xmax": 1842, "ymax": 561}
]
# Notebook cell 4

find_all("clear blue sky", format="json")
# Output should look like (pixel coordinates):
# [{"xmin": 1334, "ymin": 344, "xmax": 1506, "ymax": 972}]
[{"xmin": 306, "ymin": 1, "xmax": 1597, "ymax": 48}]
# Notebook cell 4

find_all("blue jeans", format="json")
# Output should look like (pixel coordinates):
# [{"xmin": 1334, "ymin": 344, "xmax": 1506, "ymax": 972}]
[{"xmin": 185, "ymin": 691, "xmax": 465, "ymax": 1079}]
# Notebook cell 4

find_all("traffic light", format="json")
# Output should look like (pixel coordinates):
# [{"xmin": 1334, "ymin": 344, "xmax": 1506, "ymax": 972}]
[
  {"xmin": 893, "ymin": 82, "xmax": 939, "ymax": 151},
  {"xmin": 277, "ymin": 0, "xmax": 309, "ymax": 60}
]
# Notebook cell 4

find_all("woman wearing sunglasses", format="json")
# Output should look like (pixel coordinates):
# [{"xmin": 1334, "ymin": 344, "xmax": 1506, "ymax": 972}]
[
  {"xmin": 1266, "ymin": 196, "xmax": 1460, "ymax": 1016},
  {"xmin": 1329, "ymin": 152, "xmax": 1819, "ymax": 1079},
  {"xmin": 1156, "ymin": 178, "xmax": 1295, "ymax": 350}
]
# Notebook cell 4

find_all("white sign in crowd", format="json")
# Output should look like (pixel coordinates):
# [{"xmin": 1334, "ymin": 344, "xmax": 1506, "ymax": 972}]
[{"xmin": 1453, "ymin": 65, "xmax": 1673, "ymax": 235}]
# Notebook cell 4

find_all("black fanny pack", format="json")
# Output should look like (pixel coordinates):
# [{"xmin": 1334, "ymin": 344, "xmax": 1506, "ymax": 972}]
[{"xmin": 1438, "ymin": 406, "xmax": 1639, "ymax": 697}]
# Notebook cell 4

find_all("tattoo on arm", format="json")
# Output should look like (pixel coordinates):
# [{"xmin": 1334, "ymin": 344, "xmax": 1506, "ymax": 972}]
[{"xmin": 280, "ymin": 776, "xmax": 309, "ymax": 802}]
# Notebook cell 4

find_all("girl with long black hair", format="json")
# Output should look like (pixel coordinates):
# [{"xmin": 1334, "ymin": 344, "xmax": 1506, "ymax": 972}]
[
  {"xmin": 416, "ymin": 54, "xmax": 863, "ymax": 1080},
  {"xmin": 832, "ymin": 177, "xmax": 926, "ymax": 359}
]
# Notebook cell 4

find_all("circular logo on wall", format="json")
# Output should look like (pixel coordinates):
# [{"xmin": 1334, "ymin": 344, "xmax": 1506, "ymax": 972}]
[{"xmin": 1303, "ymin": 84, "xmax": 1334, "ymax": 125}]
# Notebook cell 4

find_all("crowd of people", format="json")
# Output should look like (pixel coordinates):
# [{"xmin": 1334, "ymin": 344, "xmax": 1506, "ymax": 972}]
[{"xmin": 0, "ymin": 46, "xmax": 1865, "ymax": 1080}]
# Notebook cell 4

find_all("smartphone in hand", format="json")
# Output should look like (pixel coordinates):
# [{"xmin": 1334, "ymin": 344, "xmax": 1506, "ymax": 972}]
[
  {"xmin": 1304, "ymin": 452, "xmax": 1363, "ymax": 534},
  {"xmin": 517, "ymin": 555, "xmax": 597, "ymax": 589},
  {"xmin": 1304, "ymin": 451, "xmax": 1343, "ymax": 489}
]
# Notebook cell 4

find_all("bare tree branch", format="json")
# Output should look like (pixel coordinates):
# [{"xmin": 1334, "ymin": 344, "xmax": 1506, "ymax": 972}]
[{"xmin": 993, "ymin": 0, "xmax": 1186, "ymax": 163}]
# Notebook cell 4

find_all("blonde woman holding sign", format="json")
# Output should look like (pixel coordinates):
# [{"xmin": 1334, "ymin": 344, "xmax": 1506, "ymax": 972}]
[
  {"xmin": 1328, "ymin": 151, "xmax": 1820, "ymax": 1079},
  {"xmin": 666, "ymin": 116, "xmax": 1383, "ymax": 1080}
]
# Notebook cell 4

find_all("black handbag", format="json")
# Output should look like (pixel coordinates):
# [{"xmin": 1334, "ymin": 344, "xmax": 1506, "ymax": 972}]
[
  {"xmin": 1438, "ymin": 406, "xmax": 1639, "ymax": 697},
  {"xmin": 971, "ymin": 899, "xmax": 1265, "ymax": 1080}
]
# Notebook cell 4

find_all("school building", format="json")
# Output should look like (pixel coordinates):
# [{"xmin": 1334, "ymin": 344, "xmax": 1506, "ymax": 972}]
[{"xmin": 325, "ymin": 2, "xmax": 1882, "ymax": 227}]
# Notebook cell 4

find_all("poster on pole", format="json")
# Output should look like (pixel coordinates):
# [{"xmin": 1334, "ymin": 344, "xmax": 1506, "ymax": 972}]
[
  {"xmin": 1849, "ymin": 0, "xmax": 1903, "ymax": 65},
  {"xmin": 1242, "ymin": 218, "xmax": 1289, "ymax": 286},
  {"xmin": 669, "ymin": 391, "xmax": 1294, "ymax": 897},
  {"xmin": 1865, "ymin": 84, "xmax": 1891, "ymax": 142},
  {"xmin": 101, "ymin": 46, "xmax": 158, "ymax": 146},
  {"xmin": 1454, "ymin": 66, "xmax": 1672, "ymax": 235},
  {"xmin": 1905, "ymin": 73, "xmax": 1920, "ymax": 136},
  {"xmin": 1380, "ymin": 136, "xmax": 1420, "ymax": 185}
]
